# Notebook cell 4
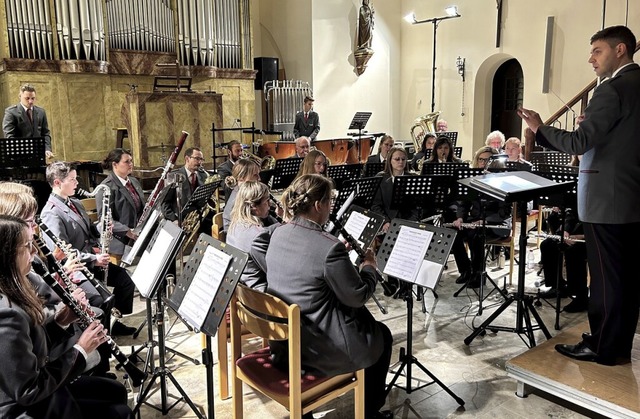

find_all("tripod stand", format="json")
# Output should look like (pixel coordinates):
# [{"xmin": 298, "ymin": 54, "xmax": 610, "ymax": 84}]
[
  {"xmin": 133, "ymin": 278, "xmax": 204, "ymax": 418},
  {"xmin": 385, "ymin": 283, "xmax": 464, "ymax": 406}
]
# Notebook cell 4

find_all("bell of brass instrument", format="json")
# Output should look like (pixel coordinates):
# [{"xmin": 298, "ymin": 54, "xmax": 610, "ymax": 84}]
[
  {"xmin": 241, "ymin": 149, "xmax": 276, "ymax": 171},
  {"xmin": 410, "ymin": 111, "xmax": 440, "ymax": 155},
  {"xmin": 182, "ymin": 167, "xmax": 221, "ymax": 247}
]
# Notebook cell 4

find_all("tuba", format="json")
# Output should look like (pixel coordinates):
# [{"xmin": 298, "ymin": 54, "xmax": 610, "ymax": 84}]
[
  {"xmin": 409, "ymin": 111, "xmax": 440, "ymax": 154},
  {"xmin": 241, "ymin": 149, "xmax": 276, "ymax": 171}
]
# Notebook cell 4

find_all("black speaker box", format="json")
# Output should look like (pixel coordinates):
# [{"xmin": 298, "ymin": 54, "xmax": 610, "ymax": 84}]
[{"xmin": 254, "ymin": 57, "xmax": 278, "ymax": 90}]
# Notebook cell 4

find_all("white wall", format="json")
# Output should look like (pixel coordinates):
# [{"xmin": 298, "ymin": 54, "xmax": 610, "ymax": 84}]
[{"xmin": 254, "ymin": 0, "xmax": 640, "ymax": 158}]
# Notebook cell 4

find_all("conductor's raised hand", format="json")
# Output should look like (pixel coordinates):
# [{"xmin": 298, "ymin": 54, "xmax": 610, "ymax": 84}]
[{"xmin": 517, "ymin": 106, "xmax": 544, "ymax": 133}]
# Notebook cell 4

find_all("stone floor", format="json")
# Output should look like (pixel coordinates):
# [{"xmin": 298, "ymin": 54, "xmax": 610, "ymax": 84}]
[{"xmin": 112, "ymin": 243, "xmax": 612, "ymax": 418}]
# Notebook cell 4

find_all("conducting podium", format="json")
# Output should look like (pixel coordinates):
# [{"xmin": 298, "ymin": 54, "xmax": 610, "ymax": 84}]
[{"xmin": 460, "ymin": 171, "xmax": 576, "ymax": 347}]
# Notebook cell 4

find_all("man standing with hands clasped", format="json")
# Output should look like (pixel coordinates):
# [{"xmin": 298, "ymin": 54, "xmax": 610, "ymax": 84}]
[
  {"xmin": 293, "ymin": 96, "xmax": 320, "ymax": 141},
  {"xmin": 3, "ymin": 84, "xmax": 54, "ymax": 159},
  {"xmin": 518, "ymin": 25, "xmax": 640, "ymax": 366}
]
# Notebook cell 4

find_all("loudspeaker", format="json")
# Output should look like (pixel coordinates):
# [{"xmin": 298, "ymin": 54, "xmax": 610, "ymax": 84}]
[{"xmin": 254, "ymin": 57, "xmax": 278, "ymax": 90}]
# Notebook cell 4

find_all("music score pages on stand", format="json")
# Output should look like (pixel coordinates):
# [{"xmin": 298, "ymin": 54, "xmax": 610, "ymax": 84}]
[
  {"xmin": 383, "ymin": 226, "xmax": 434, "ymax": 287},
  {"xmin": 343, "ymin": 210, "xmax": 369, "ymax": 264},
  {"xmin": 178, "ymin": 246, "xmax": 232, "ymax": 331}
]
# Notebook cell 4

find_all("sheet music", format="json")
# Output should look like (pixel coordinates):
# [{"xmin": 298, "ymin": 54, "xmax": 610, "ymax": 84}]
[
  {"xmin": 476, "ymin": 175, "xmax": 539, "ymax": 193},
  {"xmin": 415, "ymin": 259, "xmax": 441, "ymax": 289},
  {"xmin": 178, "ymin": 246, "xmax": 232, "ymax": 330},
  {"xmin": 122, "ymin": 209, "xmax": 160, "ymax": 265},
  {"xmin": 383, "ymin": 226, "xmax": 433, "ymax": 282},
  {"xmin": 344, "ymin": 210, "xmax": 368, "ymax": 240},
  {"xmin": 131, "ymin": 227, "xmax": 174, "ymax": 297}
]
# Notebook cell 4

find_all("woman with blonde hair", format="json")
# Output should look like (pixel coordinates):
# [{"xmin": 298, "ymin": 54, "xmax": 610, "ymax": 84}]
[
  {"xmin": 296, "ymin": 149, "xmax": 328, "ymax": 178},
  {"xmin": 222, "ymin": 159, "xmax": 260, "ymax": 230},
  {"xmin": 226, "ymin": 181, "xmax": 280, "ymax": 291}
]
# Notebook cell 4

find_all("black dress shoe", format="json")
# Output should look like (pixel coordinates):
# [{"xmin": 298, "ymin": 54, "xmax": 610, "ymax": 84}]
[
  {"xmin": 466, "ymin": 273, "xmax": 484, "ymax": 288},
  {"xmin": 555, "ymin": 340, "xmax": 598, "ymax": 362},
  {"xmin": 455, "ymin": 270, "xmax": 472, "ymax": 284},
  {"xmin": 369, "ymin": 410, "xmax": 394, "ymax": 419},
  {"xmin": 563, "ymin": 299, "xmax": 588, "ymax": 313},
  {"xmin": 111, "ymin": 320, "xmax": 137, "ymax": 336}
]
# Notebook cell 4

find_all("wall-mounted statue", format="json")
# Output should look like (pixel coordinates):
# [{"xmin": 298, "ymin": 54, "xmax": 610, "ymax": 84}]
[{"xmin": 354, "ymin": 0, "xmax": 374, "ymax": 76}]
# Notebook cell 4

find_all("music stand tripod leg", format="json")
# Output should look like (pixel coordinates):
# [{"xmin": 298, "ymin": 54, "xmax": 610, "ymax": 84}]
[{"xmin": 385, "ymin": 285, "xmax": 464, "ymax": 406}]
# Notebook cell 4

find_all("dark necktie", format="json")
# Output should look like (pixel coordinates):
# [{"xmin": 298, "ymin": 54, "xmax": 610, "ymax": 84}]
[
  {"xmin": 125, "ymin": 180, "xmax": 141, "ymax": 210},
  {"xmin": 190, "ymin": 172, "xmax": 197, "ymax": 191},
  {"xmin": 304, "ymin": 112, "xmax": 308, "ymax": 121},
  {"xmin": 67, "ymin": 200, "xmax": 80, "ymax": 216},
  {"xmin": 26, "ymin": 108, "xmax": 33, "ymax": 123}
]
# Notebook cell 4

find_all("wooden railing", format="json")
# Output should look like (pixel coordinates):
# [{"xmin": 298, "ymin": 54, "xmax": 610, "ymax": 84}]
[{"xmin": 524, "ymin": 40, "xmax": 640, "ymax": 160}]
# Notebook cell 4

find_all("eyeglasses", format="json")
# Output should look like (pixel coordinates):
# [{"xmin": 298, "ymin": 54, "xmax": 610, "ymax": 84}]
[
  {"xmin": 190, "ymin": 156, "xmax": 205, "ymax": 161},
  {"xmin": 478, "ymin": 157, "xmax": 491, "ymax": 163}
]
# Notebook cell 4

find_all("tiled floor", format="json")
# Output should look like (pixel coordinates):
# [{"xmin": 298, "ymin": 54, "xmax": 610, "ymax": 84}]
[{"xmin": 114, "ymin": 243, "xmax": 613, "ymax": 418}]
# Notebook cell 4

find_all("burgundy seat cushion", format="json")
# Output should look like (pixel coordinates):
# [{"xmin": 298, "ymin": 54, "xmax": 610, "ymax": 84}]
[{"xmin": 236, "ymin": 347, "xmax": 330, "ymax": 395}]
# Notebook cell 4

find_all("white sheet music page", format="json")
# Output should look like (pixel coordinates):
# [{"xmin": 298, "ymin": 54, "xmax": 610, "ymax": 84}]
[
  {"xmin": 179, "ymin": 246, "xmax": 232, "ymax": 331},
  {"xmin": 383, "ymin": 226, "xmax": 433, "ymax": 283},
  {"xmin": 344, "ymin": 210, "xmax": 368, "ymax": 239},
  {"xmin": 131, "ymin": 227, "xmax": 174, "ymax": 297}
]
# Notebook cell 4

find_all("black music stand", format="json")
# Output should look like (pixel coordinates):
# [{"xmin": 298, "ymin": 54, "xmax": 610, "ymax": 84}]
[
  {"xmin": 0, "ymin": 136, "xmax": 46, "ymax": 178},
  {"xmin": 437, "ymin": 131, "xmax": 458, "ymax": 147},
  {"xmin": 331, "ymin": 176, "xmax": 382, "ymax": 217},
  {"xmin": 461, "ymin": 171, "xmax": 576, "ymax": 347},
  {"xmin": 376, "ymin": 219, "xmax": 463, "ymax": 406},
  {"xmin": 180, "ymin": 180, "xmax": 222, "ymax": 218},
  {"xmin": 270, "ymin": 157, "xmax": 303, "ymax": 190},
  {"xmin": 348, "ymin": 112, "xmax": 372, "ymax": 163},
  {"xmin": 362, "ymin": 161, "xmax": 385, "ymax": 178},
  {"xmin": 166, "ymin": 233, "xmax": 249, "ymax": 419},
  {"xmin": 421, "ymin": 161, "xmax": 469, "ymax": 176},
  {"xmin": 127, "ymin": 220, "xmax": 202, "ymax": 418},
  {"xmin": 529, "ymin": 151, "xmax": 571, "ymax": 170},
  {"xmin": 391, "ymin": 175, "xmax": 451, "ymax": 221},
  {"xmin": 422, "ymin": 147, "xmax": 463, "ymax": 162},
  {"xmin": 326, "ymin": 163, "xmax": 363, "ymax": 189}
]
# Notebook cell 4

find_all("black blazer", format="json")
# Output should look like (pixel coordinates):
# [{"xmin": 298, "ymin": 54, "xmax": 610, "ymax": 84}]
[{"xmin": 2, "ymin": 104, "xmax": 52, "ymax": 151}]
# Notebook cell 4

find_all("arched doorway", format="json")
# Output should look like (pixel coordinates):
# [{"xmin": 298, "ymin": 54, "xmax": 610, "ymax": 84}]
[{"xmin": 491, "ymin": 59, "xmax": 524, "ymax": 139}]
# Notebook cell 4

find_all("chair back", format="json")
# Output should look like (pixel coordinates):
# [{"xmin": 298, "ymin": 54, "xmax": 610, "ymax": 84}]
[
  {"xmin": 80, "ymin": 197, "xmax": 99, "ymax": 223},
  {"xmin": 212, "ymin": 212, "xmax": 226, "ymax": 242}
]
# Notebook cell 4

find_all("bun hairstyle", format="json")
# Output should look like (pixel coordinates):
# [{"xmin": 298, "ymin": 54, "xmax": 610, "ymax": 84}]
[
  {"xmin": 224, "ymin": 159, "xmax": 260, "ymax": 189},
  {"xmin": 281, "ymin": 174, "xmax": 333, "ymax": 219},
  {"xmin": 102, "ymin": 148, "xmax": 131, "ymax": 171}
]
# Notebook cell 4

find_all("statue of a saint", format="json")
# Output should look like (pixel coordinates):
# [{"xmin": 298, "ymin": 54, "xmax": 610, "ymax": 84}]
[{"xmin": 356, "ymin": 0, "xmax": 374, "ymax": 52}]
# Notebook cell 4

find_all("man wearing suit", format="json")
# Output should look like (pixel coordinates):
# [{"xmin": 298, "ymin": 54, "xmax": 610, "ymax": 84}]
[
  {"xmin": 519, "ymin": 25, "xmax": 640, "ymax": 366},
  {"xmin": 293, "ymin": 96, "xmax": 320, "ymax": 141},
  {"xmin": 40, "ymin": 162, "xmax": 136, "ymax": 336},
  {"xmin": 2, "ymin": 83, "xmax": 54, "ymax": 158},
  {"xmin": 162, "ymin": 147, "xmax": 209, "ymax": 222},
  {"xmin": 217, "ymin": 140, "xmax": 243, "ymax": 197},
  {"xmin": 290, "ymin": 136, "xmax": 310, "ymax": 158}
]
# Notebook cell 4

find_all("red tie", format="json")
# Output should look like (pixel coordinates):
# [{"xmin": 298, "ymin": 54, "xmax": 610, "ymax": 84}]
[
  {"xmin": 67, "ymin": 200, "xmax": 80, "ymax": 216},
  {"xmin": 304, "ymin": 112, "xmax": 308, "ymax": 121},
  {"xmin": 190, "ymin": 172, "xmax": 197, "ymax": 191},
  {"xmin": 125, "ymin": 180, "xmax": 141, "ymax": 210}
]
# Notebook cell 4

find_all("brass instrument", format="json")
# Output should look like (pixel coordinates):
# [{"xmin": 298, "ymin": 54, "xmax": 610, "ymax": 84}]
[
  {"xmin": 31, "ymin": 254, "xmax": 147, "ymax": 387},
  {"xmin": 410, "ymin": 111, "xmax": 440, "ymax": 172},
  {"xmin": 182, "ymin": 167, "xmax": 221, "ymax": 246},
  {"xmin": 241, "ymin": 149, "xmax": 276, "ymax": 170}
]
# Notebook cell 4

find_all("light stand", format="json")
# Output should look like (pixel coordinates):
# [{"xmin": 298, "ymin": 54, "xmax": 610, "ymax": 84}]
[{"xmin": 406, "ymin": 7, "xmax": 461, "ymax": 112}]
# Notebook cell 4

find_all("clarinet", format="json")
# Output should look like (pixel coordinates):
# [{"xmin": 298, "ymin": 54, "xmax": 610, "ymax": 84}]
[
  {"xmin": 268, "ymin": 193, "xmax": 284, "ymax": 223},
  {"xmin": 329, "ymin": 214, "xmax": 396, "ymax": 296},
  {"xmin": 36, "ymin": 218, "xmax": 118, "ymax": 315},
  {"xmin": 31, "ymin": 257, "xmax": 148, "ymax": 387},
  {"xmin": 76, "ymin": 185, "xmax": 112, "ymax": 283}
]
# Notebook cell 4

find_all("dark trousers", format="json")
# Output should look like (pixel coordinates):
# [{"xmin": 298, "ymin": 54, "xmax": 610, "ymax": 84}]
[
  {"xmin": 539, "ymin": 238, "xmax": 588, "ymax": 300},
  {"xmin": 584, "ymin": 222, "xmax": 640, "ymax": 362},
  {"xmin": 94, "ymin": 263, "xmax": 135, "ymax": 315},
  {"xmin": 67, "ymin": 376, "xmax": 132, "ymax": 419},
  {"xmin": 365, "ymin": 322, "xmax": 393, "ymax": 416}
]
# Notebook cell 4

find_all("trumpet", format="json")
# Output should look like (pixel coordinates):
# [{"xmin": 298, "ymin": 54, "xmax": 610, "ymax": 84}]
[{"xmin": 31, "ymin": 253, "xmax": 147, "ymax": 387}]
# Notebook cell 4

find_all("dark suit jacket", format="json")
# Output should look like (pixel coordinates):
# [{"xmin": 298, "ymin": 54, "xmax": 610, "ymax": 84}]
[
  {"xmin": 537, "ymin": 63, "xmax": 640, "ymax": 224},
  {"xmin": 293, "ymin": 111, "xmax": 320, "ymax": 140},
  {"xmin": 41, "ymin": 194, "xmax": 100, "ymax": 268},
  {"xmin": 0, "ymin": 294, "xmax": 86, "ymax": 418},
  {"xmin": 366, "ymin": 153, "xmax": 384, "ymax": 164},
  {"xmin": 256, "ymin": 217, "xmax": 385, "ymax": 375},
  {"xmin": 161, "ymin": 167, "xmax": 208, "ymax": 221},
  {"xmin": 2, "ymin": 104, "xmax": 52, "ymax": 152},
  {"xmin": 96, "ymin": 173, "xmax": 145, "ymax": 255}
]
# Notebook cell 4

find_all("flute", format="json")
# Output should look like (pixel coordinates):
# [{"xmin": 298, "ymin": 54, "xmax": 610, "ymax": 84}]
[
  {"xmin": 442, "ymin": 222, "xmax": 511, "ymax": 230},
  {"xmin": 529, "ymin": 232, "xmax": 585, "ymax": 243}
]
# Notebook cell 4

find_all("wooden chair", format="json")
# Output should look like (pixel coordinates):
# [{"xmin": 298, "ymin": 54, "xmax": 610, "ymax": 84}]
[
  {"xmin": 230, "ymin": 284, "xmax": 365, "ymax": 418},
  {"xmin": 79, "ymin": 197, "xmax": 99, "ymax": 223},
  {"xmin": 211, "ymin": 212, "xmax": 225, "ymax": 242}
]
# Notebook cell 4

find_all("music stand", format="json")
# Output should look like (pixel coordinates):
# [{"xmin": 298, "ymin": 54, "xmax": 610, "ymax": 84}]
[
  {"xmin": 390, "ymin": 175, "xmax": 451, "ymax": 219},
  {"xmin": 331, "ymin": 176, "xmax": 382, "ymax": 217},
  {"xmin": 362, "ymin": 161, "xmax": 385, "ymax": 178},
  {"xmin": 326, "ymin": 163, "xmax": 363, "ymax": 189},
  {"xmin": 180, "ymin": 180, "xmax": 222, "ymax": 218},
  {"xmin": 270, "ymin": 157, "xmax": 303, "ymax": 190},
  {"xmin": 166, "ymin": 233, "xmax": 248, "ymax": 419},
  {"xmin": 437, "ymin": 131, "xmax": 458, "ymax": 147},
  {"xmin": 421, "ymin": 161, "xmax": 469, "ymax": 176},
  {"xmin": 348, "ymin": 112, "xmax": 372, "ymax": 163},
  {"xmin": 376, "ymin": 219, "xmax": 463, "ymax": 406},
  {"xmin": 461, "ymin": 171, "xmax": 576, "ymax": 347}
]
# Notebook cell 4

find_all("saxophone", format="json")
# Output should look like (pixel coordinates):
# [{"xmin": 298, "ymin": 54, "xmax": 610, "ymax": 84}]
[{"xmin": 182, "ymin": 166, "xmax": 220, "ymax": 243}]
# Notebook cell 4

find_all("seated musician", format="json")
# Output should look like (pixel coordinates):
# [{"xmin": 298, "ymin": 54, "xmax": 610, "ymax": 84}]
[
  {"xmin": 40, "ymin": 162, "xmax": 137, "ymax": 336},
  {"xmin": 538, "ymin": 206, "xmax": 588, "ymax": 312},
  {"xmin": 485, "ymin": 130, "xmax": 506, "ymax": 152},
  {"xmin": 410, "ymin": 133, "xmax": 436, "ymax": 171},
  {"xmin": 226, "ymin": 181, "xmax": 281, "ymax": 291},
  {"xmin": 161, "ymin": 147, "xmax": 209, "ymax": 222},
  {"xmin": 255, "ymin": 174, "xmax": 393, "ymax": 419},
  {"xmin": 295, "ymin": 149, "xmax": 328, "ymax": 179},
  {"xmin": 504, "ymin": 137, "xmax": 532, "ymax": 169},
  {"xmin": 0, "ymin": 213, "xmax": 131, "ymax": 419},
  {"xmin": 448, "ymin": 146, "xmax": 510, "ymax": 287},
  {"xmin": 222, "ymin": 159, "xmax": 261, "ymax": 231},
  {"xmin": 371, "ymin": 146, "xmax": 420, "ymax": 233},
  {"xmin": 289, "ymin": 136, "xmax": 311, "ymax": 159},
  {"xmin": 366, "ymin": 134, "xmax": 394, "ymax": 164},
  {"xmin": 218, "ymin": 140, "xmax": 243, "ymax": 197},
  {"xmin": 423, "ymin": 135, "xmax": 464, "ymax": 164},
  {"xmin": 96, "ymin": 148, "xmax": 144, "ymax": 262}
]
